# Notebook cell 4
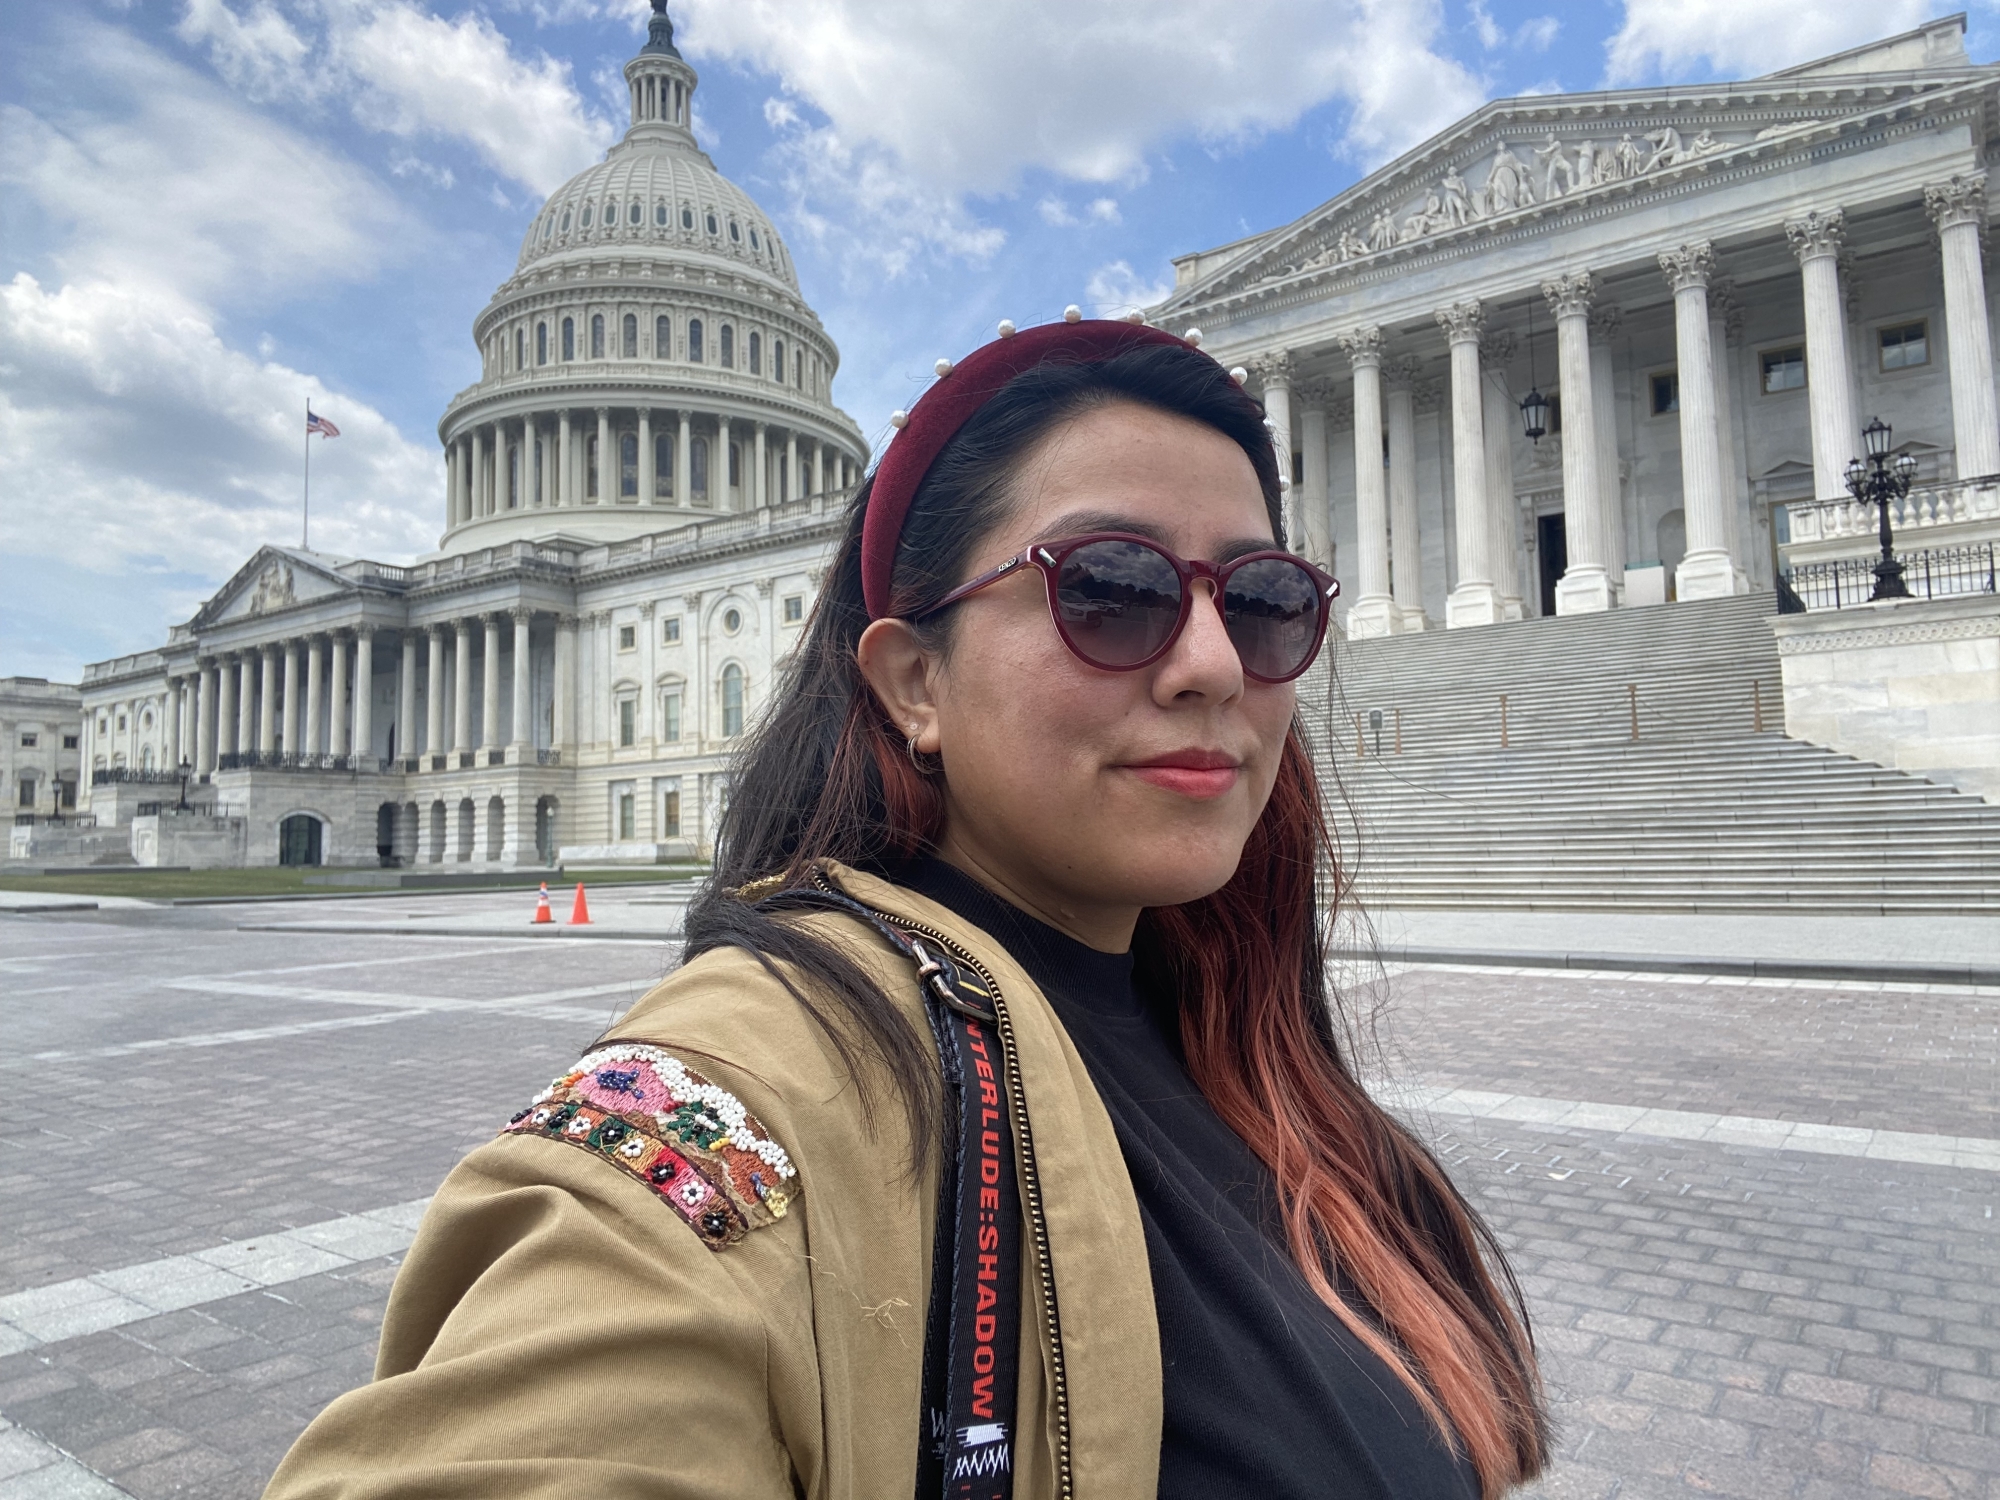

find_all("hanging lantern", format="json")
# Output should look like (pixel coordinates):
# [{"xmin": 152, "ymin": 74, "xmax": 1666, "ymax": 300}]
[{"xmin": 1519, "ymin": 386, "xmax": 1549, "ymax": 443}]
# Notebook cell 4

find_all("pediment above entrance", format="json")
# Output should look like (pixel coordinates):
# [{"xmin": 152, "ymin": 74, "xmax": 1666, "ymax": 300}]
[
  {"xmin": 1169, "ymin": 68, "xmax": 1992, "ymax": 312},
  {"xmin": 194, "ymin": 547, "xmax": 355, "ymax": 628}
]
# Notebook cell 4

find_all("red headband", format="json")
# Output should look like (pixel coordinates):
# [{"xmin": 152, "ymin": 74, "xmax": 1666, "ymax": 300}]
[{"xmin": 860, "ymin": 315, "xmax": 1203, "ymax": 619}]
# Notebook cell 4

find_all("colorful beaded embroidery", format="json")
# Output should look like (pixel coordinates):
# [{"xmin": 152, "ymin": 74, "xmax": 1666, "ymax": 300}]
[{"xmin": 503, "ymin": 1045, "xmax": 800, "ymax": 1251}]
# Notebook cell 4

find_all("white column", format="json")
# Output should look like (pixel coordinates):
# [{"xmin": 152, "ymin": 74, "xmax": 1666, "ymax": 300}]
[
  {"xmin": 813, "ymin": 441, "xmax": 825, "ymax": 498},
  {"xmin": 1927, "ymin": 174, "xmax": 2000, "ymax": 479},
  {"xmin": 1340, "ymin": 326, "xmax": 1395, "ymax": 637},
  {"xmin": 1438, "ymin": 300, "xmax": 1499, "ymax": 627},
  {"xmin": 754, "ymin": 423, "xmax": 768, "ymax": 508},
  {"xmin": 638, "ymin": 407, "xmax": 655, "ymax": 503},
  {"xmin": 1589, "ymin": 306, "xmax": 1626, "ymax": 591},
  {"xmin": 677, "ymin": 411, "xmax": 692, "ymax": 506},
  {"xmin": 445, "ymin": 444, "xmax": 459, "ymax": 532},
  {"xmin": 426, "ymin": 627, "xmax": 446, "ymax": 761},
  {"xmin": 1544, "ymin": 271, "xmax": 1613, "ymax": 614},
  {"xmin": 197, "ymin": 663, "xmax": 218, "ymax": 774},
  {"xmin": 784, "ymin": 431, "xmax": 798, "ymax": 504},
  {"xmin": 305, "ymin": 637, "xmax": 325, "ymax": 759},
  {"xmin": 1385, "ymin": 363, "xmax": 1424, "ymax": 631},
  {"xmin": 717, "ymin": 417, "xmax": 733, "ymax": 509},
  {"xmin": 453, "ymin": 619, "xmax": 474, "ymax": 758},
  {"xmin": 1480, "ymin": 334, "xmax": 1525, "ymax": 620},
  {"xmin": 553, "ymin": 614, "xmax": 576, "ymax": 755},
  {"xmin": 1297, "ymin": 395, "xmax": 1330, "ymax": 566},
  {"xmin": 511, "ymin": 609, "xmax": 532, "ymax": 758},
  {"xmin": 481, "ymin": 614, "xmax": 502, "ymax": 754},
  {"xmin": 217, "ymin": 658, "xmax": 239, "ymax": 759},
  {"xmin": 398, "ymin": 633, "xmax": 418, "ymax": 765},
  {"xmin": 353, "ymin": 627, "xmax": 374, "ymax": 764},
  {"xmin": 235, "ymin": 655, "xmax": 256, "ymax": 757},
  {"xmin": 1660, "ymin": 242, "xmax": 1738, "ymax": 600},
  {"xmin": 469, "ymin": 427, "xmax": 486, "ymax": 520},
  {"xmin": 255, "ymin": 647, "xmax": 277, "ymax": 755},
  {"xmin": 594, "ymin": 408, "xmax": 611, "ymax": 503},
  {"xmin": 281, "ymin": 643, "xmax": 300, "ymax": 758},
  {"xmin": 1252, "ymin": 354, "xmax": 1297, "ymax": 549},
  {"xmin": 558, "ymin": 411, "xmax": 573, "ymax": 507},
  {"xmin": 1785, "ymin": 209, "xmax": 1858, "ymax": 502},
  {"xmin": 329, "ymin": 632, "xmax": 350, "ymax": 759},
  {"xmin": 1710, "ymin": 283, "xmax": 1751, "ymax": 582}
]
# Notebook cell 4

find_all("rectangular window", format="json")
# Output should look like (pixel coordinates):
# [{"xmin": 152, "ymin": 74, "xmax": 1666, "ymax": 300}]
[
  {"xmin": 1761, "ymin": 346, "xmax": 1806, "ymax": 393},
  {"xmin": 663, "ymin": 616, "xmax": 681, "ymax": 643},
  {"xmin": 117, "ymin": 715, "xmax": 127, "ymax": 732},
  {"xmin": 662, "ymin": 691, "xmax": 681, "ymax": 741},
  {"xmin": 618, "ymin": 624, "xmax": 637, "ymax": 651},
  {"xmin": 1879, "ymin": 319, "xmax": 1929, "ymax": 371},
  {"xmin": 19, "ymin": 733, "xmax": 36, "ymax": 748},
  {"xmin": 783, "ymin": 595, "xmax": 803, "ymax": 623},
  {"xmin": 662, "ymin": 790, "xmax": 681, "ymax": 838},
  {"xmin": 618, "ymin": 790, "xmax": 635, "ymax": 840},
  {"xmin": 1650, "ymin": 371, "xmax": 1678, "ymax": 416},
  {"xmin": 62, "ymin": 734, "xmax": 78, "ymax": 750},
  {"xmin": 619, "ymin": 698, "xmax": 636, "ymax": 747}
]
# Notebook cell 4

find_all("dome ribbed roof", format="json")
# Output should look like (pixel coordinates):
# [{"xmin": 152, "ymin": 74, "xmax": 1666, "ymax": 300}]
[{"xmin": 516, "ymin": 142, "xmax": 797, "ymax": 293}]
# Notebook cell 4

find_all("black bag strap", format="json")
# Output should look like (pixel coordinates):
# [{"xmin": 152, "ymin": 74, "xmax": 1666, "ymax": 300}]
[{"xmin": 777, "ymin": 887, "xmax": 1021, "ymax": 1498}]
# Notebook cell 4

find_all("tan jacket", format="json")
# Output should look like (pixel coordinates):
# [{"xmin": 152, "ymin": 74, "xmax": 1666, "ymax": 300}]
[{"xmin": 263, "ymin": 865, "xmax": 1161, "ymax": 1499}]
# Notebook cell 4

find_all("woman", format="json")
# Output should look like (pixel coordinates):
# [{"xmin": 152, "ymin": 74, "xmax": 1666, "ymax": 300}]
[{"xmin": 265, "ymin": 317, "xmax": 1546, "ymax": 1499}]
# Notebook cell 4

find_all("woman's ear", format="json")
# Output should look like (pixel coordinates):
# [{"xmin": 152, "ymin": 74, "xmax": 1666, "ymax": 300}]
[{"xmin": 856, "ymin": 618, "xmax": 943, "ymax": 755}]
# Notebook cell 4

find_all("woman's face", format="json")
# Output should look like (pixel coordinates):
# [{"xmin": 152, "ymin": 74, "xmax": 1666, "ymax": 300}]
[{"xmin": 865, "ymin": 399, "xmax": 1297, "ymax": 950}]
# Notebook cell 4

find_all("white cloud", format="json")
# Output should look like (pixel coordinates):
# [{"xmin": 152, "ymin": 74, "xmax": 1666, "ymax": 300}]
[
  {"xmin": 1605, "ymin": 0, "xmax": 1931, "ymax": 83},
  {"xmin": 1085, "ymin": 260, "xmax": 1176, "ymax": 320},
  {"xmin": 388, "ymin": 151, "xmax": 456, "ymax": 190},
  {"xmin": 1469, "ymin": 0, "xmax": 1503, "ymax": 49},
  {"xmin": 1519, "ymin": 16, "xmax": 1559, "ymax": 52},
  {"xmin": 0, "ymin": 274, "xmax": 439, "ymax": 583}
]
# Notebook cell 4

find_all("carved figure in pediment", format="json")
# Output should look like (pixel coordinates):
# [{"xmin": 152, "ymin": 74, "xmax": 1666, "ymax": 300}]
[
  {"xmin": 1535, "ymin": 133, "xmax": 1574, "ymax": 199},
  {"xmin": 1643, "ymin": 126, "xmax": 1686, "ymax": 172},
  {"xmin": 1367, "ymin": 208, "xmax": 1398, "ymax": 251},
  {"xmin": 1398, "ymin": 195, "xmax": 1434, "ymax": 242},
  {"xmin": 1338, "ymin": 227, "xmax": 1369, "ymax": 260},
  {"xmin": 248, "ymin": 562, "xmax": 295, "ymax": 615},
  {"xmin": 1484, "ymin": 144, "xmax": 1535, "ymax": 213},
  {"xmin": 1573, "ymin": 142, "xmax": 1598, "ymax": 190},
  {"xmin": 1440, "ymin": 167, "xmax": 1473, "ymax": 225},
  {"xmin": 1614, "ymin": 133, "xmax": 1643, "ymax": 178},
  {"xmin": 1689, "ymin": 129, "xmax": 1721, "ymax": 157}
]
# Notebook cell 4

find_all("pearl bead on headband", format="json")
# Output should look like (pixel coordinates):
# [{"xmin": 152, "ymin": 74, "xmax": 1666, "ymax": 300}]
[{"xmin": 860, "ymin": 313, "xmax": 1217, "ymax": 620}]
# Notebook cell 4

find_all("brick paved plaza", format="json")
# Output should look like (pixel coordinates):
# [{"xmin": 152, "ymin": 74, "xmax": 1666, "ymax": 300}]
[{"xmin": 1, "ymin": 894, "xmax": 1995, "ymax": 1499}]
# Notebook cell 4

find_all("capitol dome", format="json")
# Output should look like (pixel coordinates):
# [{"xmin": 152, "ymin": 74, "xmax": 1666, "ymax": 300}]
[{"xmin": 435, "ymin": 0, "xmax": 866, "ymax": 554}]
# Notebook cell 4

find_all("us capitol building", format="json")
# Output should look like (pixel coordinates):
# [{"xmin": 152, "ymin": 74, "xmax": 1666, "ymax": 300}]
[{"xmin": 56, "ymin": 11, "xmax": 2000, "ymax": 868}]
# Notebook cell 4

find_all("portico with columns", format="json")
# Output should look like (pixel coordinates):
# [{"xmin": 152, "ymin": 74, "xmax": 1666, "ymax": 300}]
[{"xmin": 1155, "ymin": 16, "xmax": 2000, "ymax": 638}]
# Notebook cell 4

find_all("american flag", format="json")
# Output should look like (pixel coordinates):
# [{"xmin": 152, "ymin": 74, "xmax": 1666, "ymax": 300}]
[{"xmin": 306, "ymin": 407, "xmax": 341, "ymax": 438}]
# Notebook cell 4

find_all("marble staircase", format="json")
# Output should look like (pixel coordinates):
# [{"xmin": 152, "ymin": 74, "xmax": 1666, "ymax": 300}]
[{"xmin": 1302, "ymin": 596, "xmax": 2000, "ymax": 913}]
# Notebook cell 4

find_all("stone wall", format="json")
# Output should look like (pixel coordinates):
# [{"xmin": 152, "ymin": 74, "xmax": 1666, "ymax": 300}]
[{"xmin": 1773, "ymin": 593, "xmax": 2000, "ymax": 801}]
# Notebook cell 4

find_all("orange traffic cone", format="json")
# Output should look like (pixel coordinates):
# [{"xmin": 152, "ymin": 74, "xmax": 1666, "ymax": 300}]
[
  {"xmin": 568, "ymin": 881, "xmax": 592, "ymax": 926},
  {"xmin": 531, "ymin": 883, "xmax": 553, "ymax": 924}
]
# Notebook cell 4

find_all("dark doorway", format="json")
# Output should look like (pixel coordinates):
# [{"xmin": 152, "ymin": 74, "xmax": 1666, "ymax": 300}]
[
  {"xmin": 375, "ymin": 803, "xmax": 398, "ymax": 867},
  {"xmin": 1538, "ymin": 512, "xmax": 1568, "ymax": 618},
  {"xmin": 279, "ymin": 814, "xmax": 323, "ymax": 867}
]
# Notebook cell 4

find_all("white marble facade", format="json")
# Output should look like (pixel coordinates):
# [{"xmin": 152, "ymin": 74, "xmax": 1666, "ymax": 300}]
[
  {"xmin": 77, "ymin": 5, "xmax": 863, "ymax": 868},
  {"xmin": 1155, "ymin": 16, "xmax": 2000, "ymax": 634}
]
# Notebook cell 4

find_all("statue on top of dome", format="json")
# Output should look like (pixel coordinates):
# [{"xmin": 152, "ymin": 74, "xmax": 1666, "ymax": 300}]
[{"xmin": 643, "ymin": 0, "xmax": 681, "ymax": 58}]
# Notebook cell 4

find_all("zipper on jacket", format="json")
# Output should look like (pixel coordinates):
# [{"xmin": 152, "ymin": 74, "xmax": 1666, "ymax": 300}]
[{"xmin": 809, "ymin": 870, "xmax": 1075, "ymax": 1499}]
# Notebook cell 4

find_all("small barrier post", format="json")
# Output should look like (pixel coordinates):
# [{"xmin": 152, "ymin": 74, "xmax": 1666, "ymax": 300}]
[
  {"xmin": 1628, "ymin": 683, "xmax": 1639, "ymax": 742},
  {"xmin": 1499, "ymin": 694, "xmax": 1509, "ymax": 750}
]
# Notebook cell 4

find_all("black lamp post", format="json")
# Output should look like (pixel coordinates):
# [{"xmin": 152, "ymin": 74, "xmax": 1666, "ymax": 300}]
[
  {"xmin": 1841, "ymin": 416, "xmax": 1918, "ymax": 601},
  {"xmin": 176, "ymin": 756, "xmax": 192, "ymax": 812}
]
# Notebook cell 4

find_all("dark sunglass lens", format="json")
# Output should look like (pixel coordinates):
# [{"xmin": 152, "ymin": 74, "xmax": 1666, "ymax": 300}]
[
  {"xmin": 1055, "ymin": 540, "xmax": 1183, "ymax": 668},
  {"xmin": 1223, "ymin": 558, "xmax": 1323, "ymax": 679}
]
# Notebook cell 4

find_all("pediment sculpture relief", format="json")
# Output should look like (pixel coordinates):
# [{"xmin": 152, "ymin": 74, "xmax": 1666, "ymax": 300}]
[
  {"xmin": 247, "ymin": 562, "xmax": 296, "ymax": 615},
  {"xmin": 1281, "ymin": 121, "xmax": 1737, "ymax": 280}
]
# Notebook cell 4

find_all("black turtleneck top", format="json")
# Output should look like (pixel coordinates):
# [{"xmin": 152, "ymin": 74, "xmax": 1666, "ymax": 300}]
[{"xmin": 894, "ymin": 858, "xmax": 1477, "ymax": 1500}]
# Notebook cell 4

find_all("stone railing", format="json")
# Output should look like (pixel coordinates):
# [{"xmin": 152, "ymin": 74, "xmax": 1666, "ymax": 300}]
[{"xmin": 1787, "ymin": 475, "xmax": 2000, "ymax": 546}]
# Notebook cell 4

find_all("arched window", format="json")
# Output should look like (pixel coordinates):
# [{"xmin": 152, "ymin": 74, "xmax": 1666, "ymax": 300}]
[
  {"xmin": 654, "ymin": 432, "xmax": 673, "ymax": 497},
  {"xmin": 690, "ymin": 436, "xmax": 709, "ymax": 496},
  {"xmin": 728, "ymin": 219, "xmax": 741, "ymax": 242},
  {"xmin": 605, "ymin": 198, "xmax": 618, "ymax": 227},
  {"xmin": 750, "ymin": 228, "xmax": 761, "ymax": 251},
  {"xmin": 622, "ymin": 313, "xmax": 637, "ymax": 358},
  {"xmin": 581, "ymin": 204, "xmax": 593, "ymax": 228},
  {"xmin": 772, "ymin": 338, "xmax": 784, "ymax": 383},
  {"xmin": 681, "ymin": 205, "xmax": 694, "ymax": 230},
  {"xmin": 794, "ymin": 349, "xmax": 803, "ymax": 387},
  {"xmin": 514, "ymin": 328, "xmax": 524, "ymax": 370},
  {"xmin": 688, "ymin": 318, "xmax": 704, "ymax": 363},
  {"xmin": 655, "ymin": 314, "xmax": 670, "ymax": 358},
  {"xmin": 720, "ymin": 324, "xmax": 734, "ymax": 368},
  {"xmin": 561, "ymin": 317, "xmax": 575, "ymax": 360},
  {"xmin": 728, "ymin": 440, "xmax": 740, "ymax": 488},
  {"xmin": 721, "ymin": 664, "xmax": 744, "ymax": 738},
  {"xmin": 620, "ymin": 432, "xmax": 638, "ymax": 497},
  {"xmin": 705, "ymin": 211, "xmax": 718, "ymax": 235},
  {"xmin": 628, "ymin": 200, "xmax": 641, "ymax": 226},
  {"xmin": 748, "ymin": 330, "xmax": 761, "ymax": 375},
  {"xmin": 536, "ymin": 322, "xmax": 548, "ymax": 365},
  {"xmin": 590, "ymin": 314, "xmax": 605, "ymax": 359}
]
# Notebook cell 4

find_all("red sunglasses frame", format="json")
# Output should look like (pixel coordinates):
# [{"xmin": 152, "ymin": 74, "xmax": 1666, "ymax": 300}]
[{"xmin": 912, "ymin": 531, "xmax": 1342, "ymax": 684}]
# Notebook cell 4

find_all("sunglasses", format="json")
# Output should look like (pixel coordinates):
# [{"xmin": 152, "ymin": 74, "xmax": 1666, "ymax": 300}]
[{"xmin": 914, "ymin": 532, "xmax": 1340, "ymax": 684}]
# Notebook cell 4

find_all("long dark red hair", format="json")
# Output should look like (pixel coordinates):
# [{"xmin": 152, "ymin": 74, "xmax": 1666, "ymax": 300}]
[{"xmin": 687, "ymin": 342, "xmax": 1547, "ymax": 1495}]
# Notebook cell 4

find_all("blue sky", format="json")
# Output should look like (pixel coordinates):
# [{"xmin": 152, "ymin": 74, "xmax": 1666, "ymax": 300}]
[{"xmin": 2, "ymin": 0, "xmax": 1986, "ymax": 681}]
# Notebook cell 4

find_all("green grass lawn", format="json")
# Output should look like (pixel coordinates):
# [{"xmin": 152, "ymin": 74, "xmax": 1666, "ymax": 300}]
[{"xmin": 0, "ymin": 865, "xmax": 711, "ymax": 901}]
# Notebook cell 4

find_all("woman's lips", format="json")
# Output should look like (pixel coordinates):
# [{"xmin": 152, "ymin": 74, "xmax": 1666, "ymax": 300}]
[{"xmin": 1120, "ymin": 753, "xmax": 1242, "ymax": 799}]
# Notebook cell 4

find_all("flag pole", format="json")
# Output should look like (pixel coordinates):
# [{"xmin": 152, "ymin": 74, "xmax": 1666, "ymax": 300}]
[{"xmin": 302, "ymin": 399, "xmax": 312, "ymax": 549}]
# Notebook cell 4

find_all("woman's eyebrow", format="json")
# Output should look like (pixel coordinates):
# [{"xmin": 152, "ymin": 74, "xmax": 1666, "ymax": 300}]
[{"xmin": 1025, "ymin": 514, "xmax": 1281, "ymax": 562}]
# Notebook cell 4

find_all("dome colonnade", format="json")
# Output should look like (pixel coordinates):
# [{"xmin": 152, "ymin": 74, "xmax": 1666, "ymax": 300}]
[{"xmin": 436, "ymin": 0, "xmax": 867, "ymax": 552}]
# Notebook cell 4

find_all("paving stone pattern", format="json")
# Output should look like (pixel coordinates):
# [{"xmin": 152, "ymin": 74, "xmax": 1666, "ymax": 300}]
[{"xmin": 0, "ymin": 901, "xmax": 1994, "ymax": 1498}]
